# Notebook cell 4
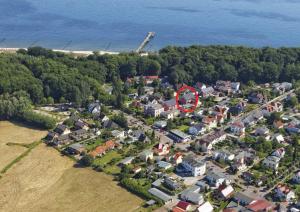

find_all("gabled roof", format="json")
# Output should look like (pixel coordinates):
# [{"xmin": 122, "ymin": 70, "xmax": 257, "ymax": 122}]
[
  {"xmin": 177, "ymin": 201, "xmax": 190, "ymax": 210},
  {"xmin": 246, "ymin": 199, "xmax": 273, "ymax": 211}
]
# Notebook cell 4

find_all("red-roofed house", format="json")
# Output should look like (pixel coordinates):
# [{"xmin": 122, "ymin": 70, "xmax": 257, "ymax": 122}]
[
  {"xmin": 176, "ymin": 201, "xmax": 192, "ymax": 211},
  {"xmin": 202, "ymin": 116, "xmax": 217, "ymax": 130},
  {"xmin": 172, "ymin": 207, "xmax": 185, "ymax": 212},
  {"xmin": 246, "ymin": 199, "xmax": 273, "ymax": 211},
  {"xmin": 153, "ymin": 143, "xmax": 170, "ymax": 156},
  {"xmin": 273, "ymin": 120, "xmax": 284, "ymax": 129},
  {"xmin": 90, "ymin": 140, "xmax": 116, "ymax": 158},
  {"xmin": 173, "ymin": 152, "xmax": 183, "ymax": 165}
]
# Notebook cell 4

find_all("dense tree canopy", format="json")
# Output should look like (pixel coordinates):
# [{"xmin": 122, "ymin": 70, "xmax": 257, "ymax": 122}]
[{"xmin": 0, "ymin": 45, "xmax": 300, "ymax": 109}]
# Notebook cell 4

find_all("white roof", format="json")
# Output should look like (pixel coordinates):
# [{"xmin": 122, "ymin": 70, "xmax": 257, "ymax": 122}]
[
  {"xmin": 198, "ymin": 201, "xmax": 214, "ymax": 212},
  {"xmin": 221, "ymin": 185, "xmax": 234, "ymax": 198}
]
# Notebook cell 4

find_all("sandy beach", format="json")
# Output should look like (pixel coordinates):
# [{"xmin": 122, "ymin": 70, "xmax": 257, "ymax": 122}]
[{"xmin": 0, "ymin": 48, "xmax": 119, "ymax": 56}]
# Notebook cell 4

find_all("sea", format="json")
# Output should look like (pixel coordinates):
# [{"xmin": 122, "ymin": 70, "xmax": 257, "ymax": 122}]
[{"xmin": 1, "ymin": 0, "xmax": 300, "ymax": 51}]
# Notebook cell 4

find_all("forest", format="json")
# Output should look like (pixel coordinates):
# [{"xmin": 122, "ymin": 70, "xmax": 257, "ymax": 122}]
[{"xmin": 1, "ymin": 45, "xmax": 300, "ymax": 111}]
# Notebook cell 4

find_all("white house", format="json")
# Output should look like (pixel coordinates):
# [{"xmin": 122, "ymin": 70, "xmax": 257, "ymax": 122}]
[
  {"xmin": 144, "ymin": 103, "xmax": 164, "ymax": 117},
  {"xmin": 139, "ymin": 150, "xmax": 154, "ymax": 162},
  {"xmin": 198, "ymin": 201, "xmax": 214, "ymax": 212},
  {"xmin": 181, "ymin": 155, "xmax": 206, "ymax": 177},
  {"xmin": 111, "ymin": 130, "xmax": 125, "ymax": 139},
  {"xmin": 262, "ymin": 156, "xmax": 280, "ymax": 170},
  {"xmin": 230, "ymin": 122, "xmax": 245, "ymax": 137},
  {"xmin": 206, "ymin": 172, "xmax": 229, "ymax": 188}
]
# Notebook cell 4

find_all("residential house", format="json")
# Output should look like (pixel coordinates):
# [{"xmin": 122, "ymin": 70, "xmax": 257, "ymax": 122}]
[
  {"xmin": 273, "ymin": 120, "xmax": 284, "ymax": 129},
  {"xmin": 233, "ymin": 192, "xmax": 256, "ymax": 206},
  {"xmin": 102, "ymin": 120, "xmax": 119, "ymax": 129},
  {"xmin": 53, "ymin": 134, "xmax": 71, "ymax": 146},
  {"xmin": 181, "ymin": 186, "xmax": 204, "ymax": 205},
  {"xmin": 172, "ymin": 152, "xmax": 183, "ymax": 165},
  {"xmin": 242, "ymin": 172, "xmax": 255, "ymax": 184},
  {"xmin": 217, "ymin": 184, "xmax": 234, "ymax": 200},
  {"xmin": 144, "ymin": 103, "xmax": 164, "ymax": 117},
  {"xmin": 286, "ymin": 123, "xmax": 300, "ymax": 134},
  {"xmin": 215, "ymin": 81, "xmax": 240, "ymax": 93},
  {"xmin": 229, "ymin": 102, "xmax": 246, "ymax": 116},
  {"xmin": 153, "ymin": 143, "xmax": 170, "ymax": 156},
  {"xmin": 255, "ymin": 127, "xmax": 270, "ymax": 140},
  {"xmin": 163, "ymin": 99, "xmax": 177, "ymax": 111},
  {"xmin": 70, "ymin": 129, "xmax": 89, "ymax": 141},
  {"xmin": 271, "ymin": 148, "xmax": 285, "ymax": 159},
  {"xmin": 119, "ymin": 156, "xmax": 135, "ymax": 166},
  {"xmin": 272, "ymin": 133, "xmax": 285, "ymax": 143},
  {"xmin": 262, "ymin": 156, "xmax": 281, "ymax": 170},
  {"xmin": 144, "ymin": 86, "xmax": 155, "ymax": 95},
  {"xmin": 293, "ymin": 171, "xmax": 300, "ymax": 184},
  {"xmin": 202, "ymin": 116, "xmax": 217, "ymax": 131},
  {"xmin": 153, "ymin": 120, "xmax": 167, "ymax": 129},
  {"xmin": 54, "ymin": 124, "xmax": 71, "ymax": 135},
  {"xmin": 148, "ymin": 188, "xmax": 172, "ymax": 203},
  {"xmin": 111, "ymin": 130, "xmax": 125, "ymax": 139},
  {"xmin": 246, "ymin": 199, "xmax": 273, "ymax": 212},
  {"xmin": 90, "ymin": 140, "xmax": 116, "ymax": 158},
  {"xmin": 230, "ymin": 122, "xmax": 245, "ymax": 137},
  {"xmin": 131, "ymin": 130, "xmax": 149, "ymax": 143},
  {"xmin": 273, "ymin": 82, "xmax": 293, "ymax": 94},
  {"xmin": 195, "ymin": 130, "xmax": 226, "ymax": 152},
  {"xmin": 132, "ymin": 166, "xmax": 142, "ymax": 174},
  {"xmin": 144, "ymin": 75, "xmax": 160, "ymax": 85},
  {"xmin": 197, "ymin": 201, "xmax": 214, "ymax": 212},
  {"xmin": 168, "ymin": 129, "xmax": 191, "ymax": 143},
  {"xmin": 45, "ymin": 131, "xmax": 58, "ymax": 144},
  {"xmin": 140, "ymin": 149, "xmax": 154, "ymax": 162},
  {"xmin": 65, "ymin": 143, "xmax": 85, "ymax": 155},
  {"xmin": 189, "ymin": 123, "xmax": 206, "ymax": 136},
  {"xmin": 262, "ymin": 102, "xmax": 283, "ymax": 117},
  {"xmin": 194, "ymin": 82, "xmax": 207, "ymax": 93},
  {"xmin": 164, "ymin": 177, "xmax": 181, "ymax": 191},
  {"xmin": 161, "ymin": 109, "xmax": 179, "ymax": 120},
  {"xmin": 75, "ymin": 120, "xmax": 89, "ymax": 130},
  {"xmin": 175, "ymin": 201, "xmax": 192, "ymax": 211},
  {"xmin": 200, "ymin": 87, "xmax": 215, "ymax": 98},
  {"xmin": 181, "ymin": 155, "xmax": 206, "ymax": 177},
  {"xmin": 206, "ymin": 172, "xmax": 229, "ymax": 188},
  {"xmin": 88, "ymin": 102, "xmax": 101, "ymax": 114},
  {"xmin": 157, "ymin": 161, "xmax": 172, "ymax": 170},
  {"xmin": 274, "ymin": 184, "xmax": 295, "ymax": 202},
  {"xmin": 213, "ymin": 150, "xmax": 235, "ymax": 162},
  {"xmin": 248, "ymin": 92, "xmax": 267, "ymax": 104}
]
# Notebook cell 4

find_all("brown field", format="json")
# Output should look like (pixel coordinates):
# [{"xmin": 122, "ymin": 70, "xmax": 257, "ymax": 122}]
[
  {"xmin": 0, "ymin": 121, "xmax": 47, "ymax": 171},
  {"xmin": 0, "ymin": 122, "xmax": 143, "ymax": 212}
]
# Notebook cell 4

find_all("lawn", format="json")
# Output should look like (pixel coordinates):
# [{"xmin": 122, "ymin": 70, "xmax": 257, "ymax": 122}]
[
  {"xmin": 85, "ymin": 139, "xmax": 104, "ymax": 151},
  {"xmin": 178, "ymin": 125, "xmax": 189, "ymax": 132},
  {"xmin": 93, "ymin": 150, "xmax": 122, "ymax": 166}
]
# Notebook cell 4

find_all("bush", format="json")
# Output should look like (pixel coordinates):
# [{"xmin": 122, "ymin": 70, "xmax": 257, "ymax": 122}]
[{"xmin": 20, "ymin": 110, "xmax": 56, "ymax": 129}]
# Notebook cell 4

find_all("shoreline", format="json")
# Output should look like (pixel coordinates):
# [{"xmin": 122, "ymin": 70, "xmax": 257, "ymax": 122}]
[{"xmin": 0, "ymin": 47, "xmax": 120, "ymax": 56}]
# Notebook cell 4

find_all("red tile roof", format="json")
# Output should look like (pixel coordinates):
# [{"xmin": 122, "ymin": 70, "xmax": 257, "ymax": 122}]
[
  {"xmin": 172, "ymin": 206, "xmax": 185, "ymax": 212},
  {"xmin": 246, "ymin": 199, "xmax": 273, "ymax": 211},
  {"xmin": 176, "ymin": 201, "xmax": 190, "ymax": 210}
]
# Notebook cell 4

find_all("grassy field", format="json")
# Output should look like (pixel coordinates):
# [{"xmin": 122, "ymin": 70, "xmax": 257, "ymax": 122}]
[
  {"xmin": 0, "ymin": 121, "xmax": 143, "ymax": 212},
  {"xmin": 0, "ymin": 121, "xmax": 47, "ymax": 171}
]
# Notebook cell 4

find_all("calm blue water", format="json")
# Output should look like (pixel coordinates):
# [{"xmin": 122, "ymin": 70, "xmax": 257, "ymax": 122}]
[{"xmin": 1, "ymin": 0, "xmax": 300, "ymax": 51}]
